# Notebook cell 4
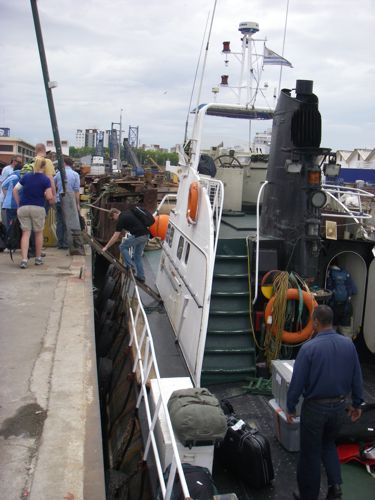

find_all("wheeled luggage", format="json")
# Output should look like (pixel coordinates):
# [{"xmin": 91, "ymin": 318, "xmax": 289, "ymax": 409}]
[
  {"xmin": 168, "ymin": 388, "xmax": 227, "ymax": 447},
  {"xmin": 160, "ymin": 463, "xmax": 217, "ymax": 500},
  {"xmin": 216, "ymin": 415, "xmax": 274, "ymax": 488}
]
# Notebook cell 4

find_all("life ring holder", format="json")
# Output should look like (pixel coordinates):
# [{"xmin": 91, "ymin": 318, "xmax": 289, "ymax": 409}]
[
  {"xmin": 264, "ymin": 288, "xmax": 318, "ymax": 344},
  {"xmin": 186, "ymin": 181, "xmax": 200, "ymax": 224}
]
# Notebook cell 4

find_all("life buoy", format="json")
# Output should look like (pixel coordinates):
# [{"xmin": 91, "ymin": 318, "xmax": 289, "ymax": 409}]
[
  {"xmin": 264, "ymin": 288, "xmax": 317, "ymax": 344},
  {"xmin": 186, "ymin": 181, "xmax": 199, "ymax": 224}
]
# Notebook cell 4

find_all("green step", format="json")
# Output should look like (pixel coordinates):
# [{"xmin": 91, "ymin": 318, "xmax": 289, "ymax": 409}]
[
  {"xmin": 210, "ymin": 295, "xmax": 249, "ymax": 312},
  {"xmin": 202, "ymin": 236, "xmax": 256, "ymax": 385},
  {"xmin": 212, "ymin": 277, "xmax": 249, "ymax": 293}
]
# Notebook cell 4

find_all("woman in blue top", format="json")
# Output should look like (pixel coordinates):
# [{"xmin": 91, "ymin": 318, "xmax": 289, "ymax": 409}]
[{"xmin": 13, "ymin": 158, "xmax": 54, "ymax": 269}]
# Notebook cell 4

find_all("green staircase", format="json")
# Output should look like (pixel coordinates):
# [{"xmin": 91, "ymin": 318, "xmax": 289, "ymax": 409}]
[{"xmin": 201, "ymin": 238, "xmax": 257, "ymax": 385}]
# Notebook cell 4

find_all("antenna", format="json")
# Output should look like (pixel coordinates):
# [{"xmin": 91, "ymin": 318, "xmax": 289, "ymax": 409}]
[
  {"xmin": 183, "ymin": 11, "xmax": 210, "ymax": 143},
  {"xmin": 278, "ymin": 0, "xmax": 291, "ymax": 96}
]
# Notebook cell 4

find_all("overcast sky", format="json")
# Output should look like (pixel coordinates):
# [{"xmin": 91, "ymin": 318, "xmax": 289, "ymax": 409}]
[{"xmin": 1, "ymin": 0, "xmax": 374, "ymax": 151}]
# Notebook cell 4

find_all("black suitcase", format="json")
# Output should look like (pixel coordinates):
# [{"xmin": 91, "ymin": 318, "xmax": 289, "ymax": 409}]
[
  {"xmin": 336, "ymin": 403, "xmax": 375, "ymax": 444},
  {"xmin": 216, "ymin": 416, "xmax": 274, "ymax": 488},
  {"xmin": 159, "ymin": 463, "xmax": 217, "ymax": 499}
]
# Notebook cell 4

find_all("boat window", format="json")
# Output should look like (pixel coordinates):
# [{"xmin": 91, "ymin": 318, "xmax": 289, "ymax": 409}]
[
  {"xmin": 184, "ymin": 242, "xmax": 190, "ymax": 264},
  {"xmin": 167, "ymin": 224, "xmax": 174, "ymax": 247},
  {"xmin": 177, "ymin": 236, "xmax": 184, "ymax": 260}
]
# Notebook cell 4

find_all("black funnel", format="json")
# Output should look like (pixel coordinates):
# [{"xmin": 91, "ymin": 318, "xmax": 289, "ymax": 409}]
[{"xmin": 260, "ymin": 80, "xmax": 326, "ymax": 281}]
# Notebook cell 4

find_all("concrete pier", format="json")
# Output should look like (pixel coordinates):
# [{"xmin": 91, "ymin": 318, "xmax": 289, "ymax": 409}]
[{"xmin": 0, "ymin": 247, "xmax": 105, "ymax": 500}]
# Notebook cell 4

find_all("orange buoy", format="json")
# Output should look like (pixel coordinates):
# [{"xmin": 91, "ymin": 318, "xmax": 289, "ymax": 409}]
[
  {"xmin": 264, "ymin": 288, "xmax": 318, "ymax": 344},
  {"xmin": 149, "ymin": 214, "xmax": 169, "ymax": 240},
  {"xmin": 186, "ymin": 181, "xmax": 200, "ymax": 224}
]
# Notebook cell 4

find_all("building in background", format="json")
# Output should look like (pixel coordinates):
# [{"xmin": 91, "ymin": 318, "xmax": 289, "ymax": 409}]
[
  {"xmin": 0, "ymin": 137, "xmax": 35, "ymax": 168},
  {"xmin": 85, "ymin": 128, "xmax": 98, "ymax": 148},
  {"xmin": 75, "ymin": 129, "xmax": 85, "ymax": 148},
  {"xmin": 45, "ymin": 139, "xmax": 70, "ymax": 156}
]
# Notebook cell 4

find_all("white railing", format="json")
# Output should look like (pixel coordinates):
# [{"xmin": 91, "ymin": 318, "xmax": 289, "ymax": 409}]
[
  {"xmin": 199, "ymin": 177, "xmax": 224, "ymax": 255},
  {"xmin": 322, "ymin": 184, "xmax": 374, "ymax": 222},
  {"xmin": 156, "ymin": 193, "xmax": 177, "ymax": 215},
  {"xmin": 120, "ymin": 273, "xmax": 190, "ymax": 499}
]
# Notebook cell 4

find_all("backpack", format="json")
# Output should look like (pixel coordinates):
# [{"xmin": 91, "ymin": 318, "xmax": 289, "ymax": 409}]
[
  {"xmin": 6, "ymin": 217, "xmax": 22, "ymax": 260},
  {"xmin": 131, "ymin": 206, "xmax": 155, "ymax": 228},
  {"xmin": 20, "ymin": 163, "xmax": 34, "ymax": 176},
  {"xmin": 327, "ymin": 267, "xmax": 350, "ymax": 304}
]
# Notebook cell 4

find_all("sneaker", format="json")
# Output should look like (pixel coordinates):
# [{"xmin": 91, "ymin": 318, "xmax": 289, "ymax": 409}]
[
  {"xmin": 35, "ymin": 257, "xmax": 44, "ymax": 266},
  {"xmin": 41, "ymin": 251, "xmax": 46, "ymax": 257},
  {"xmin": 20, "ymin": 260, "xmax": 28, "ymax": 269}
]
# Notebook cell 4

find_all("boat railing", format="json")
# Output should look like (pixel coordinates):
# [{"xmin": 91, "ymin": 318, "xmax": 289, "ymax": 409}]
[
  {"xmin": 156, "ymin": 193, "xmax": 178, "ymax": 214},
  {"xmin": 121, "ymin": 274, "xmax": 190, "ymax": 499},
  {"xmin": 199, "ymin": 177, "xmax": 224, "ymax": 254},
  {"xmin": 322, "ymin": 184, "xmax": 374, "ymax": 223}
]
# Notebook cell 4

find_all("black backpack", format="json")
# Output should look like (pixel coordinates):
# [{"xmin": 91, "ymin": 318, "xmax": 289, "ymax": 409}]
[
  {"xmin": 6, "ymin": 217, "xmax": 22, "ymax": 260},
  {"xmin": 131, "ymin": 206, "xmax": 155, "ymax": 228}
]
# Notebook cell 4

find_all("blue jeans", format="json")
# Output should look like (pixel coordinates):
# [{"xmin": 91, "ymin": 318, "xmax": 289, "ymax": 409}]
[
  {"xmin": 297, "ymin": 400, "xmax": 346, "ymax": 500},
  {"xmin": 119, "ymin": 234, "xmax": 148, "ymax": 280}
]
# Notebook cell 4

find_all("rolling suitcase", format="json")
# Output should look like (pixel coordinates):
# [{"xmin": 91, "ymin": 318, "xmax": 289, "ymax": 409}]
[{"xmin": 216, "ymin": 415, "xmax": 274, "ymax": 488}]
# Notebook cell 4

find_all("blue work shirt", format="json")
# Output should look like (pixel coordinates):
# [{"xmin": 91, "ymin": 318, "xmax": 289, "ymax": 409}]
[
  {"xmin": 287, "ymin": 329, "xmax": 363, "ymax": 413},
  {"xmin": 2, "ymin": 171, "xmax": 21, "ymax": 209},
  {"xmin": 54, "ymin": 166, "xmax": 80, "ymax": 203}
]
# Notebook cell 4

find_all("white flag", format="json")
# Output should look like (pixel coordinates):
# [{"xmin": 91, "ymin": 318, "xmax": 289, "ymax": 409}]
[{"xmin": 263, "ymin": 45, "xmax": 293, "ymax": 67}]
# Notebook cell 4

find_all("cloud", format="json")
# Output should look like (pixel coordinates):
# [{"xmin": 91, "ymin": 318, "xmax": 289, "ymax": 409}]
[{"xmin": 0, "ymin": 0, "xmax": 374, "ymax": 151}]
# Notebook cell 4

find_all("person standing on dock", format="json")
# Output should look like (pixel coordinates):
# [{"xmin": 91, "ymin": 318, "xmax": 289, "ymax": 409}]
[
  {"xmin": 13, "ymin": 157, "xmax": 55, "ymax": 268},
  {"xmin": 286, "ymin": 305, "xmax": 363, "ymax": 500},
  {"xmin": 54, "ymin": 156, "xmax": 80, "ymax": 249},
  {"xmin": 34, "ymin": 143, "xmax": 56, "ymax": 208},
  {"xmin": 0, "ymin": 156, "xmax": 22, "ymax": 223},
  {"xmin": 102, "ymin": 207, "xmax": 149, "ymax": 283}
]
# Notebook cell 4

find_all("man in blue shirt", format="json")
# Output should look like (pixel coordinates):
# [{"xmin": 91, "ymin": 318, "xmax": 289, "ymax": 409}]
[
  {"xmin": 287, "ymin": 305, "xmax": 363, "ymax": 500},
  {"xmin": 54, "ymin": 156, "xmax": 80, "ymax": 249}
]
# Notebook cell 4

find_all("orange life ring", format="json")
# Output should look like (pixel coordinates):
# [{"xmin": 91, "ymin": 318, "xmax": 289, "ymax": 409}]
[
  {"xmin": 186, "ymin": 181, "xmax": 199, "ymax": 224},
  {"xmin": 264, "ymin": 288, "xmax": 318, "ymax": 344}
]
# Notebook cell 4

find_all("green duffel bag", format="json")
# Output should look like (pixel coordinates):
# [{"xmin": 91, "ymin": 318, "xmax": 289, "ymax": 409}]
[{"xmin": 167, "ymin": 387, "xmax": 227, "ymax": 447}]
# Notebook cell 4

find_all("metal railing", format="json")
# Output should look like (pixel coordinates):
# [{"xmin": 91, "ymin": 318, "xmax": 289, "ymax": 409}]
[
  {"xmin": 121, "ymin": 273, "xmax": 190, "ymax": 499},
  {"xmin": 199, "ymin": 177, "xmax": 224, "ymax": 255},
  {"xmin": 322, "ymin": 184, "xmax": 374, "ymax": 222}
]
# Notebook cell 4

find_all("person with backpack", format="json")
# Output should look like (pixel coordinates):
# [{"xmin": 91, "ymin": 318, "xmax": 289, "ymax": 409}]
[
  {"xmin": 13, "ymin": 157, "xmax": 55, "ymax": 269},
  {"xmin": 102, "ymin": 205, "xmax": 154, "ymax": 283}
]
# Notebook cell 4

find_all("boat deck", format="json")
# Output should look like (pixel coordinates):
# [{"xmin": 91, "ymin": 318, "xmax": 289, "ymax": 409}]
[{"xmin": 142, "ymin": 237, "xmax": 375, "ymax": 499}]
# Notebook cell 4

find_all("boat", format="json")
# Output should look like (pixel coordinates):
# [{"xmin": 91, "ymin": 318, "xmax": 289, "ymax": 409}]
[{"xmin": 87, "ymin": 21, "xmax": 375, "ymax": 500}]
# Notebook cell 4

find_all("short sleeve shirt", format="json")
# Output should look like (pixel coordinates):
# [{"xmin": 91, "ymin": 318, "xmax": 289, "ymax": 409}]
[
  {"xmin": 19, "ymin": 173, "xmax": 51, "ymax": 207},
  {"xmin": 34, "ymin": 156, "xmax": 55, "ymax": 177}
]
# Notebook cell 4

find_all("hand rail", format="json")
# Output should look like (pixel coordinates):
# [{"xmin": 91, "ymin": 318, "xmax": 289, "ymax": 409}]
[{"xmin": 123, "ymin": 274, "xmax": 191, "ymax": 499}]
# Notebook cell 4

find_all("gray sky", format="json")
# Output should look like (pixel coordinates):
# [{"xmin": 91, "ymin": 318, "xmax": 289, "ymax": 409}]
[{"xmin": 1, "ymin": 0, "xmax": 374, "ymax": 151}]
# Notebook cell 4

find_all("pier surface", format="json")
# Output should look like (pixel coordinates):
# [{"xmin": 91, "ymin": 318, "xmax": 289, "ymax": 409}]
[{"xmin": 0, "ymin": 247, "xmax": 105, "ymax": 500}]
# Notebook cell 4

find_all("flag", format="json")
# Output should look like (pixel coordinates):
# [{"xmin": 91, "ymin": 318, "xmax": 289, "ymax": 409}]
[{"xmin": 263, "ymin": 45, "xmax": 293, "ymax": 67}]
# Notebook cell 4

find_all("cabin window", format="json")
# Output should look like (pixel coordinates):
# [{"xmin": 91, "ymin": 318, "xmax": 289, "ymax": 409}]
[
  {"xmin": 166, "ymin": 224, "xmax": 174, "ymax": 247},
  {"xmin": 184, "ymin": 242, "xmax": 190, "ymax": 264},
  {"xmin": 177, "ymin": 236, "xmax": 184, "ymax": 260}
]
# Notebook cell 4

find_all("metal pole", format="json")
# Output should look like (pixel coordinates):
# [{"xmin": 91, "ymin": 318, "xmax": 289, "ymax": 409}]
[
  {"xmin": 30, "ymin": 0, "xmax": 66, "ymax": 189},
  {"xmin": 118, "ymin": 109, "xmax": 123, "ymax": 171},
  {"xmin": 30, "ymin": 0, "xmax": 84, "ymax": 255}
]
